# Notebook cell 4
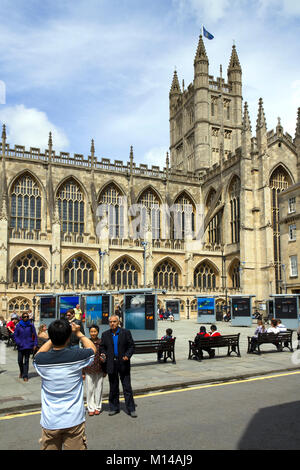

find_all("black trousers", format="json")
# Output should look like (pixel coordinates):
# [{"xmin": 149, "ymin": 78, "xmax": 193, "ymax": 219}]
[
  {"xmin": 108, "ymin": 359, "xmax": 135, "ymax": 413},
  {"xmin": 18, "ymin": 349, "xmax": 31, "ymax": 379}
]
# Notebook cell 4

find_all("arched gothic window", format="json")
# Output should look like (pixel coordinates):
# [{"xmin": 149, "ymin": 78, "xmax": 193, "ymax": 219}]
[
  {"xmin": 98, "ymin": 184, "xmax": 124, "ymax": 238},
  {"xmin": 194, "ymin": 262, "xmax": 217, "ymax": 290},
  {"xmin": 229, "ymin": 177, "xmax": 240, "ymax": 244},
  {"xmin": 154, "ymin": 260, "xmax": 179, "ymax": 289},
  {"xmin": 205, "ymin": 188, "xmax": 222, "ymax": 245},
  {"xmin": 10, "ymin": 174, "xmax": 41, "ymax": 231},
  {"xmin": 230, "ymin": 260, "xmax": 240, "ymax": 289},
  {"xmin": 12, "ymin": 252, "xmax": 46, "ymax": 286},
  {"xmin": 172, "ymin": 193, "xmax": 195, "ymax": 240},
  {"xmin": 63, "ymin": 255, "xmax": 95, "ymax": 288},
  {"xmin": 8, "ymin": 297, "xmax": 31, "ymax": 315},
  {"xmin": 137, "ymin": 188, "xmax": 160, "ymax": 239},
  {"xmin": 111, "ymin": 257, "xmax": 139, "ymax": 287},
  {"xmin": 270, "ymin": 166, "xmax": 291, "ymax": 293},
  {"xmin": 57, "ymin": 179, "xmax": 84, "ymax": 234}
]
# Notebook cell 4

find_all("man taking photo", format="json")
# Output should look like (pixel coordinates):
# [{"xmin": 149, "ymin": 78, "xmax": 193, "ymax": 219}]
[{"xmin": 34, "ymin": 319, "xmax": 96, "ymax": 450}]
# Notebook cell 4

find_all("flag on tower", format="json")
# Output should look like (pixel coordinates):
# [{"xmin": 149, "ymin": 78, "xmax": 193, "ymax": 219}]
[{"xmin": 202, "ymin": 26, "xmax": 214, "ymax": 40}]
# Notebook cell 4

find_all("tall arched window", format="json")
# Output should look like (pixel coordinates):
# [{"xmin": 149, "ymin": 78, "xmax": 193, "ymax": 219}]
[
  {"xmin": 205, "ymin": 188, "xmax": 222, "ymax": 245},
  {"xmin": 63, "ymin": 255, "xmax": 95, "ymax": 288},
  {"xmin": 57, "ymin": 179, "xmax": 84, "ymax": 234},
  {"xmin": 137, "ymin": 188, "xmax": 161, "ymax": 239},
  {"xmin": 270, "ymin": 166, "xmax": 292, "ymax": 293},
  {"xmin": 154, "ymin": 260, "xmax": 179, "ymax": 289},
  {"xmin": 10, "ymin": 173, "xmax": 41, "ymax": 231},
  {"xmin": 230, "ymin": 260, "xmax": 240, "ymax": 289},
  {"xmin": 172, "ymin": 193, "xmax": 195, "ymax": 240},
  {"xmin": 111, "ymin": 257, "xmax": 139, "ymax": 287},
  {"xmin": 98, "ymin": 183, "xmax": 124, "ymax": 238},
  {"xmin": 229, "ymin": 176, "xmax": 240, "ymax": 244},
  {"xmin": 194, "ymin": 261, "xmax": 218, "ymax": 290},
  {"xmin": 12, "ymin": 252, "xmax": 46, "ymax": 286}
]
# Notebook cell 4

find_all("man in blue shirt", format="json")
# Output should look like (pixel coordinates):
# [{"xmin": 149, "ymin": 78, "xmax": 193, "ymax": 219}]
[
  {"xmin": 34, "ymin": 319, "xmax": 96, "ymax": 450},
  {"xmin": 100, "ymin": 315, "xmax": 136, "ymax": 417}
]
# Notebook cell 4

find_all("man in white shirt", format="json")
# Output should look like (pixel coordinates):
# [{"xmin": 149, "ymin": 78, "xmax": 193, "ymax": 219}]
[
  {"xmin": 34, "ymin": 319, "xmax": 96, "ymax": 450},
  {"xmin": 277, "ymin": 319, "xmax": 287, "ymax": 332}
]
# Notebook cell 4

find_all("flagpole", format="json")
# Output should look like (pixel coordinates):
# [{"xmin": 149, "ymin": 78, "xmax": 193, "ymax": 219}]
[{"xmin": 201, "ymin": 25, "xmax": 203, "ymax": 36}]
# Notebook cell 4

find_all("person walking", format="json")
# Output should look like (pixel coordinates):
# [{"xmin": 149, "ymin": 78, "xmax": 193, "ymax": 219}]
[
  {"xmin": 13, "ymin": 312, "xmax": 38, "ymax": 381},
  {"xmin": 82, "ymin": 324, "xmax": 106, "ymax": 416},
  {"xmin": 100, "ymin": 315, "xmax": 137, "ymax": 418},
  {"xmin": 33, "ymin": 320, "xmax": 96, "ymax": 450}
]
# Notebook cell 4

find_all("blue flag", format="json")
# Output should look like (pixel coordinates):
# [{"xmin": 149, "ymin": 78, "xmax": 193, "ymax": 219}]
[{"xmin": 203, "ymin": 26, "xmax": 214, "ymax": 40}]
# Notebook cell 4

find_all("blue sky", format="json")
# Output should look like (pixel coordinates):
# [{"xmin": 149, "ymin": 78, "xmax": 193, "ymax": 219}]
[{"xmin": 0, "ymin": 0, "xmax": 299, "ymax": 167}]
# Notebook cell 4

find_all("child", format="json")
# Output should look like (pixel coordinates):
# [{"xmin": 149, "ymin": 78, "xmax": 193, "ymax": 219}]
[
  {"xmin": 157, "ymin": 328, "xmax": 173, "ymax": 362},
  {"xmin": 82, "ymin": 324, "xmax": 106, "ymax": 416}
]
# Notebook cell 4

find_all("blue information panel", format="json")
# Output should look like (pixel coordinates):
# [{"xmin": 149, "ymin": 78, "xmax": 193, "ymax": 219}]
[
  {"xmin": 59, "ymin": 296, "xmax": 80, "ymax": 320},
  {"xmin": 85, "ymin": 295, "xmax": 110, "ymax": 327},
  {"xmin": 197, "ymin": 297, "xmax": 216, "ymax": 323},
  {"xmin": 85, "ymin": 295, "xmax": 103, "ymax": 328}
]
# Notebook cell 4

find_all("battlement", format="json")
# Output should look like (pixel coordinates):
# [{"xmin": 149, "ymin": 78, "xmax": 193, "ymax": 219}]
[{"xmin": 2, "ymin": 141, "xmax": 200, "ymax": 183}]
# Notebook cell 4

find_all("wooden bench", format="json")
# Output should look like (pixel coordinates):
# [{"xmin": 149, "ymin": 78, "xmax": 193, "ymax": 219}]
[
  {"xmin": 188, "ymin": 334, "xmax": 241, "ymax": 361},
  {"xmin": 134, "ymin": 338, "xmax": 176, "ymax": 364},
  {"xmin": 0, "ymin": 326, "xmax": 17, "ymax": 349},
  {"xmin": 247, "ymin": 330, "xmax": 294, "ymax": 354}
]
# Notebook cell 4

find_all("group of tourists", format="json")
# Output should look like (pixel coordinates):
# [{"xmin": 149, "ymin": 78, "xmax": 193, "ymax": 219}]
[
  {"xmin": 158, "ymin": 307, "xmax": 175, "ymax": 322},
  {"xmin": 248, "ymin": 317, "xmax": 287, "ymax": 353}
]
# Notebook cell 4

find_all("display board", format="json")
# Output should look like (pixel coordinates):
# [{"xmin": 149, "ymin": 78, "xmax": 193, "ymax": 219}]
[
  {"xmin": 40, "ymin": 296, "xmax": 57, "ymax": 320},
  {"xmin": 124, "ymin": 292, "xmax": 157, "ymax": 340},
  {"xmin": 231, "ymin": 297, "xmax": 251, "ymax": 317},
  {"xmin": 196, "ymin": 296, "xmax": 216, "ymax": 323},
  {"xmin": 230, "ymin": 295, "xmax": 253, "ymax": 326},
  {"xmin": 59, "ymin": 296, "xmax": 80, "ymax": 320},
  {"xmin": 84, "ymin": 294, "xmax": 110, "ymax": 328},
  {"xmin": 125, "ymin": 294, "xmax": 155, "ymax": 330},
  {"xmin": 274, "ymin": 297, "xmax": 298, "ymax": 319},
  {"xmin": 165, "ymin": 300, "xmax": 180, "ymax": 320}
]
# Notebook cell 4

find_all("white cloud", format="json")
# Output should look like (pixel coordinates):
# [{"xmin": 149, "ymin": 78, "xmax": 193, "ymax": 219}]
[
  {"xmin": 0, "ymin": 105, "xmax": 69, "ymax": 150},
  {"xmin": 143, "ymin": 146, "xmax": 168, "ymax": 169},
  {"xmin": 258, "ymin": 0, "xmax": 300, "ymax": 16}
]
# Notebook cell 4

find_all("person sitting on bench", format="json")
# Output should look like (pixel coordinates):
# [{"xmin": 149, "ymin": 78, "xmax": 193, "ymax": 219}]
[
  {"xmin": 249, "ymin": 319, "xmax": 266, "ymax": 353},
  {"xmin": 157, "ymin": 328, "xmax": 173, "ymax": 362},
  {"xmin": 194, "ymin": 326, "xmax": 215, "ymax": 359}
]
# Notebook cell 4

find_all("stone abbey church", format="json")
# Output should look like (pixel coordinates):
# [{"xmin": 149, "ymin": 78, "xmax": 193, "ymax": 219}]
[{"xmin": 0, "ymin": 34, "xmax": 299, "ymax": 320}]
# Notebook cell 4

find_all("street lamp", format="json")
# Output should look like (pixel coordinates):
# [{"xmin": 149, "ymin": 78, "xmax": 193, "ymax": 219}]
[
  {"xmin": 32, "ymin": 296, "xmax": 36, "ymax": 323},
  {"xmin": 99, "ymin": 249, "xmax": 107, "ymax": 289},
  {"xmin": 141, "ymin": 241, "xmax": 148, "ymax": 288},
  {"xmin": 72, "ymin": 258, "xmax": 77, "ymax": 291}
]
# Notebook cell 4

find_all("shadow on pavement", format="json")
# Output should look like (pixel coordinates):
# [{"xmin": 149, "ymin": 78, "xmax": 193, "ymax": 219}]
[{"xmin": 238, "ymin": 401, "xmax": 300, "ymax": 450}]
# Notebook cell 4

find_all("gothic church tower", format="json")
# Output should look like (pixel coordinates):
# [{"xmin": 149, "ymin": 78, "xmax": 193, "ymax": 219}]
[{"xmin": 169, "ymin": 35, "xmax": 243, "ymax": 174}]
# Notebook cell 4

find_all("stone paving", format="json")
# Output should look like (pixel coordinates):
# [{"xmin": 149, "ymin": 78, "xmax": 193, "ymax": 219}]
[{"xmin": 0, "ymin": 319, "xmax": 299, "ymax": 415}]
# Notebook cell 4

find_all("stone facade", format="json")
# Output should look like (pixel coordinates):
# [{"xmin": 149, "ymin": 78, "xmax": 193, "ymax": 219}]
[
  {"xmin": 278, "ymin": 182, "xmax": 300, "ymax": 293},
  {"xmin": 0, "ymin": 35, "xmax": 299, "ymax": 321}
]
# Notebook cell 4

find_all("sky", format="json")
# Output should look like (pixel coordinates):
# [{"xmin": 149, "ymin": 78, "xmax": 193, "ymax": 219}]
[{"xmin": 0, "ymin": 0, "xmax": 299, "ymax": 167}]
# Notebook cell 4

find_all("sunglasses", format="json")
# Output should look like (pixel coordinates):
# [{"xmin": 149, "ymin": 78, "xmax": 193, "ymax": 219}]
[{"xmin": 22, "ymin": 316, "xmax": 29, "ymax": 319}]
